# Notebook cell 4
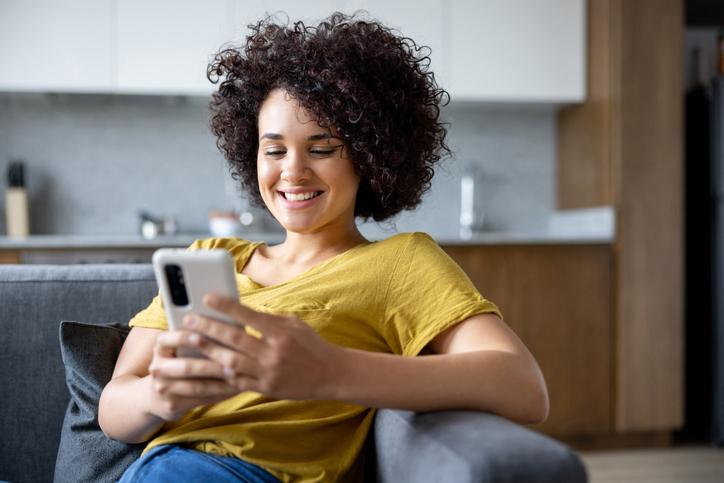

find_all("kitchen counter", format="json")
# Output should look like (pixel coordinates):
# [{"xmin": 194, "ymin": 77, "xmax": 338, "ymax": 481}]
[
  {"xmin": 0, "ymin": 207, "xmax": 615, "ymax": 249},
  {"xmin": 0, "ymin": 230, "xmax": 612, "ymax": 250},
  {"xmin": 0, "ymin": 234, "xmax": 275, "ymax": 249},
  {"xmin": 0, "ymin": 234, "xmax": 205, "ymax": 249},
  {"xmin": 438, "ymin": 231, "xmax": 612, "ymax": 245}
]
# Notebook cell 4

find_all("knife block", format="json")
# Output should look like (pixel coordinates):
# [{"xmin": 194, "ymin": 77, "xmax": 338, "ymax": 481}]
[{"xmin": 5, "ymin": 187, "xmax": 29, "ymax": 237}]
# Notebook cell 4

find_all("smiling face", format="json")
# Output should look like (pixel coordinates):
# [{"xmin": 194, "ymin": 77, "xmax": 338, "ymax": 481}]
[{"xmin": 256, "ymin": 89, "xmax": 361, "ymax": 236}]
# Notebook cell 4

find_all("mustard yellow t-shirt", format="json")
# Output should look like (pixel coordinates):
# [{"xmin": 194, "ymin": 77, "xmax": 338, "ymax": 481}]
[{"xmin": 129, "ymin": 231, "xmax": 501, "ymax": 482}]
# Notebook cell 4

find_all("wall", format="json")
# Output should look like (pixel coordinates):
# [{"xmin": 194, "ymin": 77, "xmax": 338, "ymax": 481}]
[{"xmin": 0, "ymin": 93, "xmax": 557, "ymax": 239}]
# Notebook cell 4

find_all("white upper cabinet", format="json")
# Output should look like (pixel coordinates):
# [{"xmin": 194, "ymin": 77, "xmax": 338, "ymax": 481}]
[
  {"xmin": 233, "ymin": 0, "xmax": 337, "ymax": 34},
  {"xmin": 449, "ymin": 0, "xmax": 586, "ymax": 102},
  {"xmin": 336, "ymin": 0, "xmax": 449, "ymax": 90},
  {"xmin": 0, "ymin": 0, "xmax": 585, "ymax": 102},
  {"xmin": 0, "ymin": 0, "xmax": 113, "ymax": 92},
  {"xmin": 114, "ymin": 0, "xmax": 235, "ymax": 95},
  {"xmin": 232, "ymin": 0, "xmax": 448, "ymax": 93}
]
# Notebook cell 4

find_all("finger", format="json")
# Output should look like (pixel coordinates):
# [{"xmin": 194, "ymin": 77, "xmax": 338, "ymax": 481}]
[
  {"xmin": 149, "ymin": 355, "xmax": 227, "ymax": 380},
  {"xmin": 226, "ymin": 374, "xmax": 262, "ymax": 394},
  {"xmin": 185, "ymin": 314, "xmax": 266, "ymax": 355},
  {"xmin": 202, "ymin": 294, "xmax": 279, "ymax": 339},
  {"xmin": 156, "ymin": 330, "xmax": 200, "ymax": 351},
  {"xmin": 153, "ymin": 341, "xmax": 175, "ymax": 359},
  {"xmin": 153, "ymin": 330, "xmax": 203, "ymax": 360},
  {"xmin": 192, "ymin": 339, "xmax": 263, "ymax": 379}
]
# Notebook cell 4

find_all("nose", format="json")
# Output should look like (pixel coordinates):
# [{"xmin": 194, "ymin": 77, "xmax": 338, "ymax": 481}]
[{"xmin": 280, "ymin": 149, "xmax": 311, "ymax": 183}]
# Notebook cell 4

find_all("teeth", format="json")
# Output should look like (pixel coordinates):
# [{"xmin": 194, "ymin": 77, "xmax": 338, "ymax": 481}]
[{"xmin": 283, "ymin": 191, "xmax": 319, "ymax": 201}]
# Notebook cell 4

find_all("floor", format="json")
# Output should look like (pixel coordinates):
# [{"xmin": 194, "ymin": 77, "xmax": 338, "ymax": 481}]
[{"xmin": 580, "ymin": 446, "xmax": 724, "ymax": 483}]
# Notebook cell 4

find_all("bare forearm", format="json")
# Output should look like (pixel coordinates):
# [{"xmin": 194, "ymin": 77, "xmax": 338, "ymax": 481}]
[
  {"xmin": 331, "ymin": 349, "xmax": 549, "ymax": 424},
  {"xmin": 98, "ymin": 375, "xmax": 165, "ymax": 444}
]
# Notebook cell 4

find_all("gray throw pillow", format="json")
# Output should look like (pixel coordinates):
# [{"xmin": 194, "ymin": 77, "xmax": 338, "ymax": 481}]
[{"xmin": 54, "ymin": 321, "xmax": 144, "ymax": 483}]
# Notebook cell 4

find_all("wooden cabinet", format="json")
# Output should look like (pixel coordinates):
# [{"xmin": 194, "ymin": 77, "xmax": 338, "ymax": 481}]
[
  {"xmin": 444, "ymin": 244, "xmax": 613, "ymax": 438},
  {"xmin": 557, "ymin": 0, "xmax": 684, "ymax": 436},
  {"xmin": 0, "ymin": 251, "xmax": 20, "ymax": 264}
]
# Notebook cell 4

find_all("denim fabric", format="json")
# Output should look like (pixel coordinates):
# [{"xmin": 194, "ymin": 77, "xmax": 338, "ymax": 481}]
[{"xmin": 118, "ymin": 445, "xmax": 281, "ymax": 483}]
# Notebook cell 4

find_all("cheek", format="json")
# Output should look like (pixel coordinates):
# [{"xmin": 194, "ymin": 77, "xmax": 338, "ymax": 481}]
[
  {"xmin": 334, "ymin": 172, "xmax": 361, "ymax": 206},
  {"xmin": 331, "ymin": 159, "xmax": 361, "ymax": 195},
  {"xmin": 343, "ymin": 166, "xmax": 362, "ymax": 196},
  {"xmin": 256, "ymin": 159, "xmax": 276, "ymax": 191}
]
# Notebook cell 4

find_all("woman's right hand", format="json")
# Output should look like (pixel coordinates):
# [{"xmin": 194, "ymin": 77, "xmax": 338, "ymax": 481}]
[{"xmin": 146, "ymin": 329, "xmax": 239, "ymax": 421}]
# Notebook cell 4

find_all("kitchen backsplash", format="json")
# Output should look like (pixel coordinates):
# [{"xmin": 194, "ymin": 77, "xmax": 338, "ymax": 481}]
[{"xmin": 0, "ymin": 93, "xmax": 556, "ymax": 239}]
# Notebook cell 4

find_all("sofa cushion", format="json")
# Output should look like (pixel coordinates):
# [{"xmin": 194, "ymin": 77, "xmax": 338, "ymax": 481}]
[
  {"xmin": 53, "ymin": 321, "xmax": 144, "ymax": 483},
  {"xmin": 0, "ymin": 264, "xmax": 157, "ymax": 483}
]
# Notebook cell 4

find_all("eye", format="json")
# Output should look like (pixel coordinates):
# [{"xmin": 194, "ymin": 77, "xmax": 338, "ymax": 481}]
[
  {"xmin": 310, "ymin": 145, "xmax": 343, "ymax": 157},
  {"xmin": 310, "ymin": 149, "xmax": 334, "ymax": 156},
  {"xmin": 263, "ymin": 149, "xmax": 286, "ymax": 157}
]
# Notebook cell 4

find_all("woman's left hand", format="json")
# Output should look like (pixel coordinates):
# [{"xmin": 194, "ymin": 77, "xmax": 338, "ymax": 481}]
[{"xmin": 180, "ymin": 294, "xmax": 345, "ymax": 401}]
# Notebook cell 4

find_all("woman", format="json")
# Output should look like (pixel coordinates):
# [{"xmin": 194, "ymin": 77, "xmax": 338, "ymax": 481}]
[{"xmin": 99, "ymin": 12, "xmax": 549, "ymax": 483}]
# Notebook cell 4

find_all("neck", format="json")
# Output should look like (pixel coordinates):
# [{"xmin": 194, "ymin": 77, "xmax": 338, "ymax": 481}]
[{"xmin": 273, "ymin": 222, "xmax": 368, "ymax": 265}]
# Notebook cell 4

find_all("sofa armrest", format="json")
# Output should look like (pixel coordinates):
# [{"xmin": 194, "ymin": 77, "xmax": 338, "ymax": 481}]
[
  {"xmin": 0, "ymin": 264, "xmax": 157, "ymax": 483},
  {"xmin": 372, "ymin": 409, "xmax": 588, "ymax": 483}
]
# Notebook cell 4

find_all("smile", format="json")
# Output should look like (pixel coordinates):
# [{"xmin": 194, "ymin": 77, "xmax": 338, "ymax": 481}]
[
  {"xmin": 279, "ymin": 191, "xmax": 323, "ymax": 201},
  {"xmin": 276, "ymin": 190, "xmax": 325, "ymax": 209}
]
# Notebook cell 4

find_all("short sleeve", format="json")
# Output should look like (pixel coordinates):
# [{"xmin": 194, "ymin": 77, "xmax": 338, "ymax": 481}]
[
  {"xmin": 383, "ymin": 232, "xmax": 502, "ymax": 357},
  {"xmin": 128, "ymin": 238, "xmax": 237, "ymax": 330},
  {"xmin": 128, "ymin": 293, "xmax": 167, "ymax": 330}
]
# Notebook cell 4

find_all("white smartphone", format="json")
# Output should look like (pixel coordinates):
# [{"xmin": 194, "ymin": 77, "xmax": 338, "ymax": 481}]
[{"xmin": 152, "ymin": 248, "xmax": 240, "ymax": 357}]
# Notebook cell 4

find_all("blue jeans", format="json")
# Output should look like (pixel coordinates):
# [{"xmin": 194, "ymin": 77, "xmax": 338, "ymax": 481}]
[{"xmin": 118, "ymin": 444, "xmax": 281, "ymax": 483}]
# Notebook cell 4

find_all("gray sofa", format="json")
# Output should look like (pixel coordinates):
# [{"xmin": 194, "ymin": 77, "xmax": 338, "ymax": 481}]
[{"xmin": 0, "ymin": 264, "xmax": 588, "ymax": 483}]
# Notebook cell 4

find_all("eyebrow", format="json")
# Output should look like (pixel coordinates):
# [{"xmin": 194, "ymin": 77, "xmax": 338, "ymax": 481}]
[{"xmin": 259, "ymin": 132, "xmax": 338, "ymax": 141}]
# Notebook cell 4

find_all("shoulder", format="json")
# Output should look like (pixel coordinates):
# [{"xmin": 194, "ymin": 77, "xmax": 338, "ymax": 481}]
[
  {"xmin": 387, "ymin": 232, "xmax": 467, "ymax": 276},
  {"xmin": 377, "ymin": 231, "xmax": 444, "ymax": 259},
  {"xmin": 335, "ymin": 232, "xmax": 439, "ymax": 278},
  {"xmin": 375, "ymin": 231, "xmax": 438, "ymax": 252},
  {"xmin": 372, "ymin": 231, "xmax": 451, "ymax": 272}
]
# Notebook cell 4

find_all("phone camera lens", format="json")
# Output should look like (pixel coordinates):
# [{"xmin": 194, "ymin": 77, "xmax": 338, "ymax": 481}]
[{"xmin": 164, "ymin": 264, "xmax": 189, "ymax": 306}]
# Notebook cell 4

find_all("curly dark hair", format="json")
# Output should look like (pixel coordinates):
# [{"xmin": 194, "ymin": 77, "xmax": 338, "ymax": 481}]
[{"xmin": 207, "ymin": 12, "xmax": 450, "ymax": 222}]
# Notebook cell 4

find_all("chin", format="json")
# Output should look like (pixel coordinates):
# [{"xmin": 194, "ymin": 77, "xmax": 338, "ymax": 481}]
[{"xmin": 278, "ymin": 218, "xmax": 320, "ymax": 234}]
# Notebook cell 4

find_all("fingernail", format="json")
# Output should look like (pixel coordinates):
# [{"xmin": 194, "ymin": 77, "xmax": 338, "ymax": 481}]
[
  {"xmin": 224, "ymin": 367, "xmax": 235, "ymax": 378},
  {"xmin": 184, "ymin": 315, "xmax": 196, "ymax": 328},
  {"xmin": 189, "ymin": 333, "xmax": 201, "ymax": 345},
  {"xmin": 205, "ymin": 294, "xmax": 219, "ymax": 306}
]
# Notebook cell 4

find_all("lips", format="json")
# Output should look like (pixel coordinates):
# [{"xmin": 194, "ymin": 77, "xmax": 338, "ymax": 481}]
[
  {"xmin": 279, "ymin": 191, "xmax": 323, "ymax": 201},
  {"xmin": 276, "ymin": 190, "xmax": 325, "ymax": 209}
]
